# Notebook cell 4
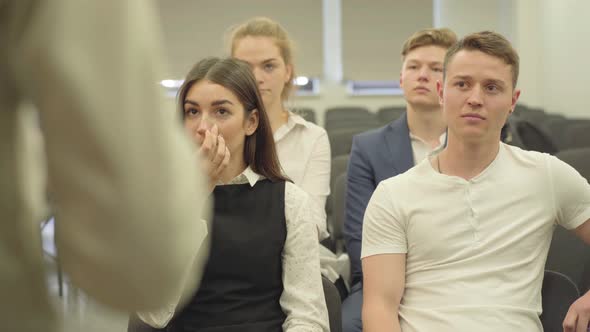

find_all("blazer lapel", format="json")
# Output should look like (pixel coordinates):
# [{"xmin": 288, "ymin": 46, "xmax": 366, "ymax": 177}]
[{"xmin": 383, "ymin": 113, "xmax": 414, "ymax": 175}]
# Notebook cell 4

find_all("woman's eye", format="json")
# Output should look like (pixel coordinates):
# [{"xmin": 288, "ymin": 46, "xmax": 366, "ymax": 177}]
[
  {"xmin": 217, "ymin": 108, "xmax": 229, "ymax": 116},
  {"xmin": 185, "ymin": 108, "xmax": 199, "ymax": 115},
  {"xmin": 264, "ymin": 63, "xmax": 275, "ymax": 71}
]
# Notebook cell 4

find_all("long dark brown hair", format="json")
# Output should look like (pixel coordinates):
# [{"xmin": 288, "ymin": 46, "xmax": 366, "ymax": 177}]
[{"xmin": 177, "ymin": 57, "xmax": 288, "ymax": 182}]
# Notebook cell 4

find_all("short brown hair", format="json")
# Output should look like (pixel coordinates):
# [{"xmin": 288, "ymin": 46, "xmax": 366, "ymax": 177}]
[
  {"xmin": 177, "ymin": 57, "xmax": 288, "ymax": 183},
  {"xmin": 443, "ymin": 31, "xmax": 520, "ymax": 88},
  {"xmin": 228, "ymin": 17, "xmax": 296, "ymax": 101},
  {"xmin": 401, "ymin": 28, "xmax": 457, "ymax": 60}
]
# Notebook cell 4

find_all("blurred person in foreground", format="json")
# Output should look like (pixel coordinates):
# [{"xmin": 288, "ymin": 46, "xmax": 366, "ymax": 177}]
[{"xmin": 0, "ymin": 1, "xmax": 214, "ymax": 331}]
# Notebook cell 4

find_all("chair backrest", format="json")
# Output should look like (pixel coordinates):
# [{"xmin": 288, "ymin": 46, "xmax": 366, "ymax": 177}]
[
  {"xmin": 325, "ymin": 106, "xmax": 371, "ymax": 121},
  {"xmin": 377, "ymin": 106, "xmax": 405, "ymax": 124},
  {"xmin": 326, "ymin": 154, "xmax": 350, "ymax": 216},
  {"xmin": 322, "ymin": 276, "xmax": 343, "ymax": 332},
  {"xmin": 517, "ymin": 107, "xmax": 547, "ymax": 124},
  {"xmin": 540, "ymin": 270, "xmax": 580, "ymax": 332},
  {"xmin": 563, "ymin": 122, "xmax": 590, "ymax": 149},
  {"xmin": 541, "ymin": 117, "xmax": 570, "ymax": 150},
  {"xmin": 556, "ymin": 148, "xmax": 590, "ymax": 182},
  {"xmin": 324, "ymin": 107, "xmax": 377, "ymax": 130},
  {"xmin": 545, "ymin": 226, "xmax": 590, "ymax": 292},
  {"xmin": 331, "ymin": 155, "xmax": 350, "ymax": 193},
  {"xmin": 325, "ymin": 117, "xmax": 381, "ymax": 132},
  {"xmin": 513, "ymin": 119, "xmax": 558, "ymax": 154},
  {"xmin": 328, "ymin": 127, "xmax": 376, "ymax": 157},
  {"xmin": 553, "ymin": 148, "xmax": 590, "ymax": 293},
  {"xmin": 331, "ymin": 173, "xmax": 347, "ymax": 253}
]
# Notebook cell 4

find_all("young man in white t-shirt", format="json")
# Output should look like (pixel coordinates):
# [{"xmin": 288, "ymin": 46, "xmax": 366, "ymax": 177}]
[{"xmin": 361, "ymin": 31, "xmax": 590, "ymax": 332}]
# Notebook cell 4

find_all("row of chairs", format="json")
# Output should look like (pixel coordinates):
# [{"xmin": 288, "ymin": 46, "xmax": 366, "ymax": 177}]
[
  {"xmin": 297, "ymin": 104, "xmax": 589, "ymax": 157},
  {"xmin": 294, "ymin": 106, "xmax": 405, "ymax": 128}
]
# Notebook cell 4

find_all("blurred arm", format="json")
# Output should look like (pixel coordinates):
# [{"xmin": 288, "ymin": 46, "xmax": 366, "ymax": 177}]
[{"xmin": 16, "ymin": 0, "xmax": 209, "ymax": 310}]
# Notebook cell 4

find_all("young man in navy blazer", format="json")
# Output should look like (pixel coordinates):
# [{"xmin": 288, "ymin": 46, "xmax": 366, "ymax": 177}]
[{"xmin": 342, "ymin": 28, "xmax": 457, "ymax": 332}]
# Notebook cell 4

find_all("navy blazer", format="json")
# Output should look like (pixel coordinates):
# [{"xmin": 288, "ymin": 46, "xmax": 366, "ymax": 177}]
[{"xmin": 343, "ymin": 113, "xmax": 414, "ymax": 285}]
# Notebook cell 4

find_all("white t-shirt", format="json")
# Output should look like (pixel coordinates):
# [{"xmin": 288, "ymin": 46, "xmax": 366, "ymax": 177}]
[
  {"xmin": 409, "ymin": 132, "xmax": 446, "ymax": 165},
  {"xmin": 275, "ymin": 112, "xmax": 331, "ymax": 239},
  {"xmin": 362, "ymin": 143, "xmax": 590, "ymax": 332}
]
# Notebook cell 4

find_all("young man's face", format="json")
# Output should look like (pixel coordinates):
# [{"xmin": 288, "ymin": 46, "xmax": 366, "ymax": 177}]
[
  {"xmin": 438, "ymin": 50, "xmax": 520, "ymax": 144},
  {"xmin": 400, "ymin": 45, "xmax": 447, "ymax": 110}
]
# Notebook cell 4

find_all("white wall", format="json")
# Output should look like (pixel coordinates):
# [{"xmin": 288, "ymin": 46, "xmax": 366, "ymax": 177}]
[
  {"xmin": 434, "ymin": 0, "xmax": 589, "ymax": 119},
  {"xmin": 512, "ymin": 0, "xmax": 590, "ymax": 118},
  {"xmin": 537, "ymin": 0, "xmax": 589, "ymax": 118},
  {"xmin": 434, "ymin": 0, "xmax": 513, "ymax": 39},
  {"xmin": 512, "ymin": 0, "xmax": 543, "ymax": 109}
]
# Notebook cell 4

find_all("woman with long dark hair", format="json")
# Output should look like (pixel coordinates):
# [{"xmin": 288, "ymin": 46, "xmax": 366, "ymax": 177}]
[{"xmin": 133, "ymin": 57, "xmax": 328, "ymax": 332}]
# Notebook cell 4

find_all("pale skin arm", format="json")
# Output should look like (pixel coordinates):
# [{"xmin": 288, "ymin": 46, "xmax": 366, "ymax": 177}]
[{"xmin": 362, "ymin": 253, "xmax": 406, "ymax": 332}]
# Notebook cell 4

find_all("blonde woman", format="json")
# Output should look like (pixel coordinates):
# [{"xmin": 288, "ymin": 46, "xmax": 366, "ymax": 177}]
[{"xmin": 229, "ymin": 17, "xmax": 331, "ymax": 240}]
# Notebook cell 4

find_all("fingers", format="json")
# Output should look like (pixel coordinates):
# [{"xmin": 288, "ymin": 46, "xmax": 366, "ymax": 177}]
[
  {"xmin": 576, "ymin": 315, "xmax": 588, "ymax": 332},
  {"xmin": 212, "ymin": 146, "xmax": 231, "ymax": 179},
  {"xmin": 563, "ymin": 309, "xmax": 577, "ymax": 332},
  {"xmin": 211, "ymin": 135, "xmax": 226, "ymax": 167},
  {"xmin": 199, "ymin": 125, "xmax": 219, "ymax": 161},
  {"xmin": 208, "ymin": 125, "xmax": 219, "ymax": 159},
  {"xmin": 199, "ymin": 130, "xmax": 213, "ymax": 157}
]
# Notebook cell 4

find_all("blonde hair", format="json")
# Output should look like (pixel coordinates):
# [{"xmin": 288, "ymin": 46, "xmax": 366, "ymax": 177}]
[
  {"xmin": 228, "ymin": 17, "xmax": 296, "ymax": 100},
  {"xmin": 401, "ymin": 28, "xmax": 457, "ymax": 60}
]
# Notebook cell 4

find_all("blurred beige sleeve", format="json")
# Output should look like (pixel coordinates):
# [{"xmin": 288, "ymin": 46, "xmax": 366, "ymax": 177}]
[{"xmin": 14, "ymin": 0, "xmax": 210, "ymax": 311}]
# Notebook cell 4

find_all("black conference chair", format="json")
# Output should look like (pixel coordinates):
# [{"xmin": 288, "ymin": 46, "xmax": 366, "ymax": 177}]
[
  {"xmin": 545, "ymin": 226, "xmax": 590, "ymax": 294},
  {"xmin": 540, "ymin": 270, "xmax": 580, "ymax": 332},
  {"xmin": 541, "ymin": 117, "xmax": 570, "ymax": 150},
  {"xmin": 325, "ymin": 117, "xmax": 381, "ymax": 132},
  {"xmin": 330, "ymin": 173, "xmax": 347, "ymax": 254},
  {"xmin": 376, "ymin": 106, "xmax": 405, "ymax": 124},
  {"xmin": 324, "ymin": 107, "xmax": 378, "ymax": 131},
  {"xmin": 326, "ymin": 155, "xmax": 350, "ymax": 221},
  {"xmin": 324, "ymin": 155, "xmax": 350, "ymax": 252},
  {"xmin": 322, "ymin": 276, "xmax": 343, "ymax": 332},
  {"xmin": 328, "ymin": 127, "xmax": 378, "ymax": 157},
  {"xmin": 556, "ymin": 147, "xmax": 590, "ymax": 182},
  {"xmin": 562, "ymin": 122, "xmax": 590, "ymax": 149},
  {"xmin": 324, "ymin": 106, "xmax": 371, "ymax": 122},
  {"xmin": 512, "ymin": 119, "xmax": 558, "ymax": 154}
]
